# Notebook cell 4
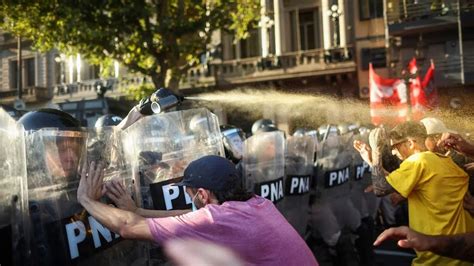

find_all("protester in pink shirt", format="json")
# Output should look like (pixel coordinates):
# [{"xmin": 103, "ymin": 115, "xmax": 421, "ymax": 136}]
[{"xmin": 78, "ymin": 155, "xmax": 318, "ymax": 265}]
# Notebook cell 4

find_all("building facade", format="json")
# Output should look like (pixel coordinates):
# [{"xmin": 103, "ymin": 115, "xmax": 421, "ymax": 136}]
[
  {"xmin": 385, "ymin": 0, "xmax": 474, "ymax": 87},
  {"xmin": 4, "ymin": 1, "xmax": 471, "ymax": 121},
  {"xmin": 182, "ymin": 0, "xmax": 388, "ymax": 100}
]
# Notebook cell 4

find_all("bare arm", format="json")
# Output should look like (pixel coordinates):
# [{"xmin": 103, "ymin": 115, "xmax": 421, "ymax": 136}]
[
  {"xmin": 77, "ymin": 162, "xmax": 153, "ymax": 241},
  {"xmin": 105, "ymin": 180, "xmax": 191, "ymax": 218},
  {"xmin": 371, "ymin": 148, "xmax": 396, "ymax": 196},
  {"xmin": 429, "ymin": 233, "xmax": 474, "ymax": 263},
  {"xmin": 438, "ymin": 133, "xmax": 474, "ymax": 159},
  {"xmin": 136, "ymin": 208, "xmax": 190, "ymax": 218},
  {"xmin": 369, "ymin": 128, "xmax": 396, "ymax": 197},
  {"xmin": 374, "ymin": 226, "xmax": 474, "ymax": 263},
  {"xmin": 79, "ymin": 197, "xmax": 153, "ymax": 241}
]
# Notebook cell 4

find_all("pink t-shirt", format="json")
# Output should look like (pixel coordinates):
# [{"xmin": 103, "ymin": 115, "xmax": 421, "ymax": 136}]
[{"xmin": 147, "ymin": 196, "xmax": 318, "ymax": 266}]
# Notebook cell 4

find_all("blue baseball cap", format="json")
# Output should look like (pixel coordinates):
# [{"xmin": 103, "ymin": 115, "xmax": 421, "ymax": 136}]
[{"xmin": 174, "ymin": 155, "xmax": 239, "ymax": 191}]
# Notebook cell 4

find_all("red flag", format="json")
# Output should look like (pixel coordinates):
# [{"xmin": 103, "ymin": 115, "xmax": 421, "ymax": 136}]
[
  {"xmin": 408, "ymin": 58, "xmax": 427, "ymax": 121},
  {"xmin": 369, "ymin": 63, "xmax": 409, "ymax": 126},
  {"xmin": 422, "ymin": 60, "xmax": 438, "ymax": 109}
]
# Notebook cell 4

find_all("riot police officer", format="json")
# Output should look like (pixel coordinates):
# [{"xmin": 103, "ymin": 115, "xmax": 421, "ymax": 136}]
[
  {"xmin": 18, "ymin": 109, "xmax": 144, "ymax": 266},
  {"xmin": 94, "ymin": 114, "xmax": 123, "ymax": 128},
  {"xmin": 310, "ymin": 125, "xmax": 361, "ymax": 266},
  {"xmin": 251, "ymin": 118, "xmax": 277, "ymax": 135},
  {"xmin": 220, "ymin": 124, "xmax": 246, "ymax": 164},
  {"xmin": 280, "ymin": 129, "xmax": 315, "ymax": 237}
]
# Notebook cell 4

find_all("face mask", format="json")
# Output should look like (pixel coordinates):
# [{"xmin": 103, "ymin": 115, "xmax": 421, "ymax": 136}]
[{"xmin": 191, "ymin": 192, "xmax": 200, "ymax": 212}]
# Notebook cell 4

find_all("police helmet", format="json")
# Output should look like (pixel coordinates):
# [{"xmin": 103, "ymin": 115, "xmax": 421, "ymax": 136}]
[
  {"xmin": 318, "ymin": 124, "xmax": 338, "ymax": 141},
  {"xmin": 18, "ymin": 108, "xmax": 80, "ymax": 131},
  {"xmin": 94, "ymin": 114, "xmax": 123, "ymax": 127},
  {"xmin": 251, "ymin": 119, "xmax": 276, "ymax": 135},
  {"xmin": 220, "ymin": 125, "xmax": 246, "ymax": 163},
  {"xmin": 293, "ymin": 128, "xmax": 307, "ymax": 137},
  {"xmin": 338, "ymin": 123, "xmax": 360, "ymax": 135},
  {"xmin": 293, "ymin": 128, "xmax": 318, "ymax": 138}
]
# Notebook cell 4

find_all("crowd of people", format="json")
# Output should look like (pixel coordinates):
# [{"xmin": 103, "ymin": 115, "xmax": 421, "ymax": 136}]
[{"xmin": 2, "ymin": 88, "xmax": 474, "ymax": 266}]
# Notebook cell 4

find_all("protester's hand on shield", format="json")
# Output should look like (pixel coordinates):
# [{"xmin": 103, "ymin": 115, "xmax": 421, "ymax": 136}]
[
  {"xmin": 78, "ymin": 161, "xmax": 107, "ymax": 203},
  {"xmin": 353, "ymin": 140, "xmax": 373, "ymax": 166},
  {"xmin": 105, "ymin": 180, "xmax": 138, "ymax": 213}
]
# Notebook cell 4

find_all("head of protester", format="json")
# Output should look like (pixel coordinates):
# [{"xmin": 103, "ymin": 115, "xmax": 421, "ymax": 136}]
[
  {"xmin": 174, "ymin": 155, "xmax": 252, "ymax": 208},
  {"xmin": 360, "ymin": 121, "xmax": 474, "ymax": 266},
  {"xmin": 420, "ymin": 117, "xmax": 456, "ymax": 154},
  {"xmin": 78, "ymin": 155, "xmax": 318, "ymax": 266},
  {"xmin": 388, "ymin": 121, "xmax": 427, "ymax": 160}
]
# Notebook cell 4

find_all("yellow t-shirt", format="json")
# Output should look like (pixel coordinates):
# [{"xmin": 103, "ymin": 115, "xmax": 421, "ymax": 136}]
[{"xmin": 387, "ymin": 151, "xmax": 474, "ymax": 266}]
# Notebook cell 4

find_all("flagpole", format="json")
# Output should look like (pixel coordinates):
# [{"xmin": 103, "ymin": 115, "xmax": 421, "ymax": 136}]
[
  {"xmin": 457, "ymin": 0, "xmax": 465, "ymax": 84},
  {"xmin": 403, "ymin": 69, "xmax": 412, "ymax": 121}
]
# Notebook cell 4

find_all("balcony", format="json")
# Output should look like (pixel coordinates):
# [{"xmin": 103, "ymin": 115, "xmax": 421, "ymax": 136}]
[
  {"xmin": 389, "ymin": 53, "xmax": 474, "ymax": 86},
  {"xmin": 181, "ymin": 47, "xmax": 356, "ymax": 89},
  {"xmin": 52, "ymin": 78, "xmax": 126, "ymax": 102},
  {"xmin": 386, "ymin": 0, "xmax": 467, "ymax": 35},
  {"xmin": 0, "ymin": 86, "xmax": 53, "ymax": 105}
]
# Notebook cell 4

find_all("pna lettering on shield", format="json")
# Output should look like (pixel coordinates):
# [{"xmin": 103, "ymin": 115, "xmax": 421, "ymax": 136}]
[
  {"xmin": 326, "ymin": 166, "xmax": 350, "ymax": 187},
  {"xmin": 258, "ymin": 177, "xmax": 284, "ymax": 203},
  {"xmin": 65, "ymin": 216, "xmax": 120, "ymax": 259}
]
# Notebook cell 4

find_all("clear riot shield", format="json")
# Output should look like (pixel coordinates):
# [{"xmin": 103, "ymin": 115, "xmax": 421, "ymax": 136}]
[
  {"xmin": 242, "ymin": 131, "xmax": 285, "ymax": 209},
  {"xmin": 280, "ymin": 136, "xmax": 315, "ymax": 237},
  {"xmin": 24, "ymin": 127, "xmax": 144, "ymax": 266},
  {"xmin": 122, "ymin": 108, "xmax": 224, "ymax": 211},
  {"xmin": 0, "ymin": 108, "xmax": 28, "ymax": 266},
  {"xmin": 85, "ymin": 126, "xmax": 148, "ymax": 265},
  {"xmin": 350, "ymin": 132, "xmax": 373, "ymax": 218},
  {"xmin": 122, "ymin": 108, "xmax": 224, "ymax": 264},
  {"xmin": 87, "ymin": 126, "xmax": 129, "ymax": 182},
  {"xmin": 313, "ymin": 134, "xmax": 353, "ymax": 202}
]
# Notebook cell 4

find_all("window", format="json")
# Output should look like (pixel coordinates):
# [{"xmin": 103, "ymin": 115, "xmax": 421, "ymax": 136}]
[
  {"xmin": 25, "ymin": 58, "xmax": 35, "ymax": 87},
  {"xmin": 360, "ymin": 0, "xmax": 383, "ymax": 20},
  {"xmin": 361, "ymin": 48, "xmax": 387, "ymax": 70},
  {"xmin": 10, "ymin": 60, "xmax": 18, "ymax": 90},
  {"xmin": 240, "ymin": 29, "xmax": 260, "ymax": 58},
  {"xmin": 289, "ymin": 11, "xmax": 298, "ymax": 51},
  {"xmin": 298, "ymin": 9, "xmax": 320, "ymax": 51}
]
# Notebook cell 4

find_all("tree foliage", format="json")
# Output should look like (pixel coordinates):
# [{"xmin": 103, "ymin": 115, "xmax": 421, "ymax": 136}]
[{"xmin": 0, "ymin": 0, "xmax": 259, "ymax": 92}]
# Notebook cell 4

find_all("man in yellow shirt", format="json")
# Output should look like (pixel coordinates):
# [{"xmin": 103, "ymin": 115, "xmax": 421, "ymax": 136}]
[{"xmin": 355, "ymin": 121, "xmax": 473, "ymax": 266}]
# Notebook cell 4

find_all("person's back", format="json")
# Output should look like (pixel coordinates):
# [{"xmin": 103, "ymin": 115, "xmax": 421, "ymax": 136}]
[
  {"xmin": 147, "ymin": 195, "xmax": 318, "ymax": 266},
  {"xmin": 387, "ymin": 151, "xmax": 474, "ymax": 265}
]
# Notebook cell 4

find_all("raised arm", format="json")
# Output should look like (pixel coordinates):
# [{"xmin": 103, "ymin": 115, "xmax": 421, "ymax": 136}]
[
  {"xmin": 438, "ymin": 133, "xmax": 474, "ymax": 158},
  {"xmin": 105, "ymin": 180, "xmax": 191, "ymax": 218},
  {"xmin": 369, "ymin": 128, "xmax": 396, "ymax": 196},
  {"xmin": 77, "ymin": 161, "xmax": 153, "ymax": 241}
]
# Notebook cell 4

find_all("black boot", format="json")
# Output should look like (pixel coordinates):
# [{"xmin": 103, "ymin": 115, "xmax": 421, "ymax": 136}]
[
  {"xmin": 331, "ymin": 233, "xmax": 359, "ymax": 266},
  {"xmin": 355, "ymin": 216, "xmax": 375, "ymax": 266}
]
